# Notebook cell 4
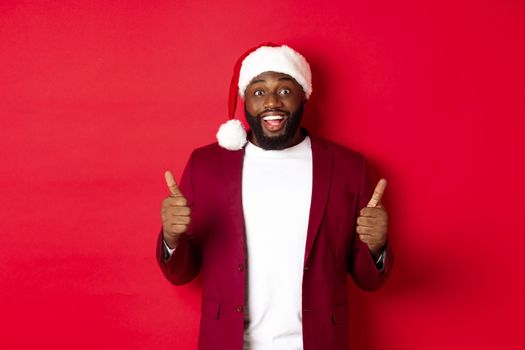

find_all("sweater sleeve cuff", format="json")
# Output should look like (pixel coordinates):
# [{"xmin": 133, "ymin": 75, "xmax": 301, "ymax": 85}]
[
  {"xmin": 374, "ymin": 245, "xmax": 387, "ymax": 270},
  {"xmin": 162, "ymin": 239, "xmax": 177, "ymax": 260}
]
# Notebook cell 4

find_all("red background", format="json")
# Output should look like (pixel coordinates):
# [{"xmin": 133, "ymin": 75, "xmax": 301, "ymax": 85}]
[{"xmin": 1, "ymin": 1, "xmax": 524, "ymax": 349}]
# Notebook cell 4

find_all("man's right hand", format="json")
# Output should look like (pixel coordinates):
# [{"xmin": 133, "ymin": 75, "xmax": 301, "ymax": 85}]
[{"xmin": 161, "ymin": 170, "xmax": 191, "ymax": 249}]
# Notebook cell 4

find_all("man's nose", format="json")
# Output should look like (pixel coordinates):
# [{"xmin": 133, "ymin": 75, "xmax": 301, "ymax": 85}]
[{"xmin": 263, "ymin": 92, "xmax": 283, "ymax": 109}]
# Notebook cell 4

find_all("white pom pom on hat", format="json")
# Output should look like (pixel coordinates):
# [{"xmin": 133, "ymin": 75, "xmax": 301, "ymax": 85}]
[
  {"xmin": 216, "ymin": 119, "xmax": 247, "ymax": 151},
  {"xmin": 216, "ymin": 42, "xmax": 313, "ymax": 151}
]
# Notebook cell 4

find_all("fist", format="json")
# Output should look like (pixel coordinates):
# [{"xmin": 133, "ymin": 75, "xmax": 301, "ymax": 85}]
[
  {"xmin": 161, "ymin": 170, "xmax": 191, "ymax": 249},
  {"xmin": 356, "ymin": 179, "xmax": 388, "ymax": 257}
]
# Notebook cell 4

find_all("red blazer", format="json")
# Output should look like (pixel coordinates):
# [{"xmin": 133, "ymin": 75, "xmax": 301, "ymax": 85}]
[{"xmin": 156, "ymin": 135, "xmax": 393, "ymax": 350}]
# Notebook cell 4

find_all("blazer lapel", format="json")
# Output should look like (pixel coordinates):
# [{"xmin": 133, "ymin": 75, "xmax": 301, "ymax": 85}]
[
  {"xmin": 304, "ymin": 137, "xmax": 333, "ymax": 264},
  {"xmin": 222, "ymin": 147, "xmax": 247, "ymax": 254}
]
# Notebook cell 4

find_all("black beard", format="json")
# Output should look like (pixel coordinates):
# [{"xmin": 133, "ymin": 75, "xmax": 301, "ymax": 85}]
[{"xmin": 244, "ymin": 103, "xmax": 305, "ymax": 150}]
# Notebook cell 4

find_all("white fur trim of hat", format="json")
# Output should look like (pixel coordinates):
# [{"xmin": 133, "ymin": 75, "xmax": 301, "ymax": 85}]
[{"xmin": 238, "ymin": 45, "xmax": 312, "ymax": 98}]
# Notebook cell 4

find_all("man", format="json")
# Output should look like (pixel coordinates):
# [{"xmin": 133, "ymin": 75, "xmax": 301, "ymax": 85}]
[{"xmin": 157, "ymin": 43, "xmax": 393, "ymax": 350}]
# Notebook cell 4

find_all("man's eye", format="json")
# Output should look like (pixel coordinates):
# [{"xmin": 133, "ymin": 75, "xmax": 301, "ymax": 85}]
[
  {"xmin": 279, "ymin": 89, "xmax": 291, "ymax": 95},
  {"xmin": 254, "ymin": 90, "xmax": 264, "ymax": 96}
]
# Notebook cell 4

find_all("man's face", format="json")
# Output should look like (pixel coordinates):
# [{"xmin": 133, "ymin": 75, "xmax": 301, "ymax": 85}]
[{"xmin": 244, "ymin": 71, "xmax": 306, "ymax": 150}]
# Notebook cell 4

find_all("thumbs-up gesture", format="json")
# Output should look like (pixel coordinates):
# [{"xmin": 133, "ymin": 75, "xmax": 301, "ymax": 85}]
[
  {"xmin": 161, "ymin": 170, "xmax": 191, "ymax": 249},
  {"xmin": 356, "ymin": 179, "xmax": 388, "ymax": 257}
]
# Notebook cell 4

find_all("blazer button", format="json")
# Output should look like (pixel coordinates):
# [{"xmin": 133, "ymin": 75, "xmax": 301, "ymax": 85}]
[
  {"xmin": 236, "ymin": 305, "xmax": 244, "ymax": 313},
  {"xmin": 304, "ymin": 266, "xmax": 309, "ymax": 271},
  {"xmin": 237, "ymin": 264, "xmax": 244, "ymax": 272}
]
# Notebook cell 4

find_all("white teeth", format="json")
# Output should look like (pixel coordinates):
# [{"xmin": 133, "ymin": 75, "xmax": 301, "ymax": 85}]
[{"xmin": 262, "ymin": 115, "xmax": 284, "ymax": 121}]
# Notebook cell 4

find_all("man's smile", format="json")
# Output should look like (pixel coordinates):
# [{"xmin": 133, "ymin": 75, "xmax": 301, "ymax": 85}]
[{"xmin": 259, "ymin": 111, "xmax": 288, "ymax": 133}]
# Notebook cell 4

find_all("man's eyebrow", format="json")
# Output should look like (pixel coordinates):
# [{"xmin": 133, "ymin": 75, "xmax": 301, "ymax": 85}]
[{"xmin": 278, "ymin": 77, "xmax": 294, "ymax": 81}]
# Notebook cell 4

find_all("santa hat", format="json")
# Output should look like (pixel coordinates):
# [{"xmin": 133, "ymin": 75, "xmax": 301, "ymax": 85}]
[{"xmin": 216, "ymin": 43, "xmax": 312, "ymax": 151}]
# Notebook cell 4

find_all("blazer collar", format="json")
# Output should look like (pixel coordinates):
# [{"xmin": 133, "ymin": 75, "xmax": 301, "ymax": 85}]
[
  {"xmin": 304, "ymin": 135, "xmax": 333, "ymax": 264},
  {"xmin": 224, "ymin": 146, "xmax": 247, "ymax": 254}
]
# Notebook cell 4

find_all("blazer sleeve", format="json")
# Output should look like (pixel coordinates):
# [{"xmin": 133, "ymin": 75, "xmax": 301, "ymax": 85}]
[
  {"xmin": 156, "ymin": 151, "xmax": 202, "ymax": 285},
  {"xmin": 348, "ymin": 155, "xmax": 393, "ymax": 291}
]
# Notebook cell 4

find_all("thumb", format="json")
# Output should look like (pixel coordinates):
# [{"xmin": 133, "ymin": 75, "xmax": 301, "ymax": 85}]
[
  {"xmin": 164, "ymin": 170, "xmax": 183, "ymax": 197},
  {"xmin": 367, "ymin": 178, "xmax": 387, "ymax": 208}
]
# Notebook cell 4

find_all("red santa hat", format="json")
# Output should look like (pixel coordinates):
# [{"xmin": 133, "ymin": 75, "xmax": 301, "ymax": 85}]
[{"xmin": 216, "ymin": 43, "xmax": 312, "ymax": 150}]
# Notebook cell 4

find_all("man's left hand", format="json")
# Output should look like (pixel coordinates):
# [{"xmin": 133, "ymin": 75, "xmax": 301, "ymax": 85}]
[{"xmin": 356, "ymin": 178, "xmax": 388, "ymax": 258}]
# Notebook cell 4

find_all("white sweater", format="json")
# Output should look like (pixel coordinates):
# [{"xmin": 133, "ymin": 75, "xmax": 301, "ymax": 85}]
[{"xmin": 242, "ymin": 136, "xmax": 313, "ymax": 350}]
